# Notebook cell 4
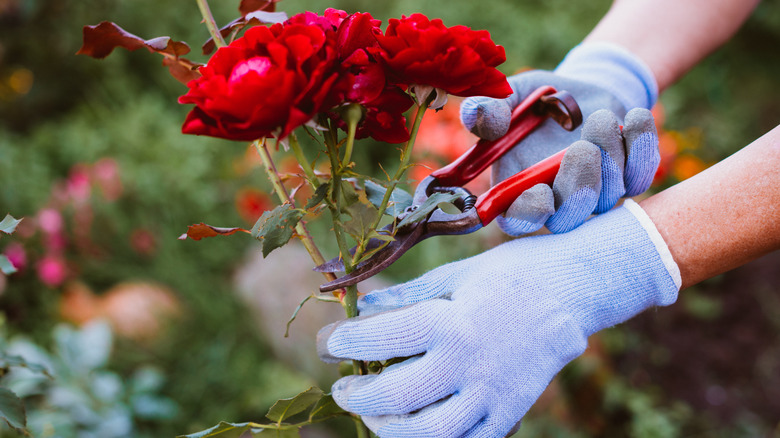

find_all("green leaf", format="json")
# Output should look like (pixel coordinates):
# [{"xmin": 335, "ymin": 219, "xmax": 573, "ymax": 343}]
[
  {"xmin": 266, "ymin": 387, "xmax": 324, "ymax": 423},
  {"xmin": 0, "ymin": 352, "xmax": 52, "ymax": 379},
  {"xmin": 256, "ymin": 428, "xmax": 299, "ymax": 438},
  {"xmin": 176, "ymin": 421, "xmax": 260, "ymax": 438},
  {"xmin": 0, "ymin": 387, "xmax": 26, "ymax": 434},
  {"xmin": 341, "ymin": 203, "xmax": 379, "ymax": 242},
  {"xmin": 251, "ymin": 204, "xmax": 305, "ymax": 257},
  {"xmin": 340, "ymin": 180, "xmax": 360, "ymax": 207},
  {"xmin": 308, "ymin": 394, "xmax": 346, "ymax": 421},
  {"xmin": 0, "ymin": 256, "xmax": 16, "ymax": 275},
  {"xmin": 397, "ymin": 192, "xmax": 461, "ymax": 228},
  {"xmin": 0, "ymin": 215, "xmax": 22, "ymax": 236},
  {"xmin": 305, "ymin": 182, "xmax": 330, "ymax": 210},
  {"xmin": 364, "ymin": 180, "xmax": 413, "ymax": 216}
]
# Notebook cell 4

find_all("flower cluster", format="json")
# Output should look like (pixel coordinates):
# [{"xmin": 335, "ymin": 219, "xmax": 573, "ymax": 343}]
[{"xmin": 179, "ymin": 9, "xmax": 511, "ymax": 143}]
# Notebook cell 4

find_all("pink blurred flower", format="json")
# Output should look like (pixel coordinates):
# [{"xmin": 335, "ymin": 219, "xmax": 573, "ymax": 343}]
[
  {"xmin": 37, "ymin": 255, "xmax": 68, "ymax": 287},
  {"xmin": 38, "ymin": 208, "xmax": 64, "ymax": 234},
  {"xmin": 3, "ymin": 243, "xmax": 27, "ymax": 272},
  {"xmin": 67, "ymin": 165, "xmax": 92, "ymax": 203},
  {"xmin": 93, "ymin": 158, "xmax": 123, "ymax": 201}
]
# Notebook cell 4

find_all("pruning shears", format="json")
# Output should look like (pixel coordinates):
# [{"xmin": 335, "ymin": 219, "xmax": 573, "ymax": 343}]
[{"xmin": 316, "ymin": 85, "xmax": 583, "ymax": 292}]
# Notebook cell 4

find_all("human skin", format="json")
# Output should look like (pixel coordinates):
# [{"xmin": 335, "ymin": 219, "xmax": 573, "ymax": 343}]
[{"xmin": 641, "ymin": 126, "xmax": 780, "ymax": 289}]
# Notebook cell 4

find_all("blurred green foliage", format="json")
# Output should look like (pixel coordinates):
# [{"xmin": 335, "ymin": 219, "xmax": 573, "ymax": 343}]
[{"xmin": 0, "ymin": 0, "xmax": 778, "ymax": 437}]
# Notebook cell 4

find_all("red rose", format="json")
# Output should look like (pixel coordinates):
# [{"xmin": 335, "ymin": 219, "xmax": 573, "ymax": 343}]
[
  {"xmin": 358, "ymin": 86, "xmax": 414, "ymax": 143},
  {"xmin": 328, "ymin": 12, "xmax": 413, "ymax": 143},
  {"xmin": 179, "ymin": 15, "xmax": 342, "ymax": 141},
  {"xmin": 374, "ymin": 14, "xmax": 512, "ymax": 98}
]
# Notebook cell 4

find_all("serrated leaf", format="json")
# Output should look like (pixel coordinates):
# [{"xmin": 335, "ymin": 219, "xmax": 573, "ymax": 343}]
[
  {"xmin": 176, "ymin": 421, "xmax": 261, "ymax": 438},
  {"xmin": 397, "ymin": 192, "xmax": 461, "ymax": 228},
  {"xmin": 0, "ymin": 387, "xmax": 26, "ymax": 434},
  {"xmin": 341, "ymin": 203, "xmax": 379, "ymax": 242},
  {"xmin": 363, "ymin": 181, "xmax": 413, "ymax": 217},
  {"xmin": 340, "ymin": 180, "xmax": 360, "ymax": 207},
  {"xmin": 178, "ymin": 224, "xmax": 250, "ymax": 241},
  {"xmin": 305, "ymin": 183, "xmax": 330, "ymax": 210},
  {"xmin": 0, "ymin": 256, "xmax": 16, "ymax": 275},
  {"xmin": 0, "ymin": 352, "xmax": 52, "ymax": 379},
  {"xmin": 308, "ymin": 394, "xmax": 346, "ymax": 421},
  {"xmin": 266, "ymin": 387, "xmax": 324, "ymax": 423},
  {"xmin": 0, "ymin": 215, "xmax": 21, "ymax": 235},
  {"xmin": 251, "ymin": 205, "xmax": 305, "ymax": 257}
]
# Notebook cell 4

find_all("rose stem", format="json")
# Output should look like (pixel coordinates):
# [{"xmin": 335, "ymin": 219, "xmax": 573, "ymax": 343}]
[
  {"xmin": 289, "ymin": 134, "xmax": 320, "ymax": 188},
  {"xmin": 253, "ymin": 139, "xmax": 336, "ymax": 285},
  {"xmin": 323, "ymin": 120, "xmax": 354, "ymax": 274},
  {"xmin": 195, "ymin": 0, "xmax": 226, "ymax": 48},
  {"xmin": 351, "ymin": 91, "xmax": 435, "ymax": 264}
]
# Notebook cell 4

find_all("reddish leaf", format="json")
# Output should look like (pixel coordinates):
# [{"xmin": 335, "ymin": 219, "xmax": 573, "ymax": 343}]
[
  {"xmin": 77, "ymin": 21, "xmax": 147, "ymax": 58},
  {"xmin": 78, "ymin": 22, "xmax": 202, "ymax": 84},
  {"xmin": 201, "ymin": 10, "xmax": 288, "ymax": 55},
  {"xmin": 162, "ymin": 57, "xmax": 202, "ymax": 84},
  {"xmin": 239, "ymin": 0, "xmax": 278, "ymax": 16},
  {"xmin": 178, "ymin": 223, "xmax": 250, "ymax": 241}
]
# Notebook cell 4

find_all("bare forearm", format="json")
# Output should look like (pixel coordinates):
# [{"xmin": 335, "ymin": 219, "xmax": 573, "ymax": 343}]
[
  {"xmin": 640, "ymin": 125, "xmax": 780, "ymax": 289},
  {"xmin": 585, "ymin": 0, "xmax": 760, "ymax": 92}
]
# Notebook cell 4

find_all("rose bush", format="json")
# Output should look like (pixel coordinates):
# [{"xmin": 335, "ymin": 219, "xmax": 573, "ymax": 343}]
[{"xmin": 80, "ymin": 5, "xmax": 512, "ymax": 437}]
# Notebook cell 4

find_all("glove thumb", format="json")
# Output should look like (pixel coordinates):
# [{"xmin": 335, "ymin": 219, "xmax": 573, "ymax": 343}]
[{"xmin": 460, "ymin": 95, "xmax": 512, "ymax": 140}]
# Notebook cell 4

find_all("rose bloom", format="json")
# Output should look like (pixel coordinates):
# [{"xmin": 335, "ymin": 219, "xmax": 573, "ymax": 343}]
[
  {"xmin": 179, "ymin": 13, "xmax": 345, "ymax": 141},
  {"xmin": 374, "ymin": 14, "xmax": 512, "ymax": 98}
]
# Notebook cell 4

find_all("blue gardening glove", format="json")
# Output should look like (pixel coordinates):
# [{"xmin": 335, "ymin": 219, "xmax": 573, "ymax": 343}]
[
  {"xmin": 318, "ymin": 200, "xmax": 680, "ymax": 438},
  {"xmin": 460, "ymin": 42, "xmax": 661, "ymax": 235}
]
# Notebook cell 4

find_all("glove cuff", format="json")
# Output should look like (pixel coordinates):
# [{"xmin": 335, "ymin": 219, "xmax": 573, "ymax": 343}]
[{"xmin": 555, "ymin": 42, "xmax": 659, "ymax": 110}]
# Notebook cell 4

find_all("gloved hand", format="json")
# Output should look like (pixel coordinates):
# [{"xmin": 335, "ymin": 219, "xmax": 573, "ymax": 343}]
[
  {"xmin": 318, "ymin": 200, "xmax": 680, "ymax": 438},
  {"xmin": 460, "ymin": 42, "xmax": 661, "ymax": 235}
]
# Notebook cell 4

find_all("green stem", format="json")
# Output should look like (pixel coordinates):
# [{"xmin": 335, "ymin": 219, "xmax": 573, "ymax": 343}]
[
  {"xmin": 351, "ymin": 93, "xmax": 434, "ymax": 264},
  {"xmin": 341, "ymin": 119, "xmax": 358, "ymax": 169},
  {"xmin": 289, "ymin": 133, "xmax": 319, "ymax": 188},
  {"xmin": 254, "ymin": 140, "xmax": 332, "ymax": 276},
  {"xmin": 353, "ymin": 416, "xmax": 370, "ymax": 438},
  {"xmin": 195, "ymin": 0, "xmax": 226, "ymax": 48},
  {"xmin": 323, "ymin": 121, "xmax": 354, "ymax": 271}
]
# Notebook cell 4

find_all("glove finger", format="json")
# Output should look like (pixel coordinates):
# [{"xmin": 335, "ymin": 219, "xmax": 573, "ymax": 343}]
[
  {"xmin": 496, "ymin": 183, "xmax": 554, "ymax": 236},
  {"xmin": 317, "ymin": 299, "xmax": 448, "ymax": 363},
  {"xmin": 545, "ymin": 141, "xmax": 601, "ymax": 233},
  {"xmin": 580, "ymin": 109, "xmax": 626, "ymax": 213},
  {"xmin": 332, "ymin": 352, "xmax": 456, "ymax": 416},
  {"xmin": 361, "ymin": 389, "xmax": 485, "ymax": 438},
  {"xmin": 459, "ymin": 96, "xmax": 512, "ymax": 140},
  {"xmin": 357, "ymin": 261, "xmax": 466, "ymax": 316},
  {"xmin": 623, "ymin": 108, "xmax": 660, "ymax": 196}
]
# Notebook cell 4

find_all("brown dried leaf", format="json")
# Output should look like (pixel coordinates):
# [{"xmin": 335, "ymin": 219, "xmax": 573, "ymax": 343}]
[
  {"xmin": 77, "ymin": 21, "xmax": 147, "ymax": 58},
  {"xmin": 239, "ymin": 0, "xmax": 278, "ymax": 16},
  {"xmin": 78, "ymin": 21, "xmax": 202, "ymax": 84},
  {"xmin": 178, "ymin": 223, "xmax": 250, "ymax": 241},
  {"xmin": 162, "ymin": 57, "xmax": 202, "ymax": 84}
]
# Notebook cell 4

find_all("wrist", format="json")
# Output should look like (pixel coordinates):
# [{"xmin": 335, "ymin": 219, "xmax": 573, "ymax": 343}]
[{"xmin": 554, "ymin": 42, "xmax": 659, "ymax": 110}]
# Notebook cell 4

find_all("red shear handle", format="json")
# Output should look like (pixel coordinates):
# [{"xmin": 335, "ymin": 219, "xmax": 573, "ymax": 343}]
[
  {"xmin": 430, "ymin": 85, "xmax": 558, "ymax": 187},
  {"xmin": 474, "ymin": 148, "xmax": 567, "ymax": 226}
]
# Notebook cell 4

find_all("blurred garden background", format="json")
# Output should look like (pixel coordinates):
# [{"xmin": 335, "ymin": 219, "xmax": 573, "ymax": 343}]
[{"xmin": 0, "ymin": 0, "xmax": 778, "ymax": 436}]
